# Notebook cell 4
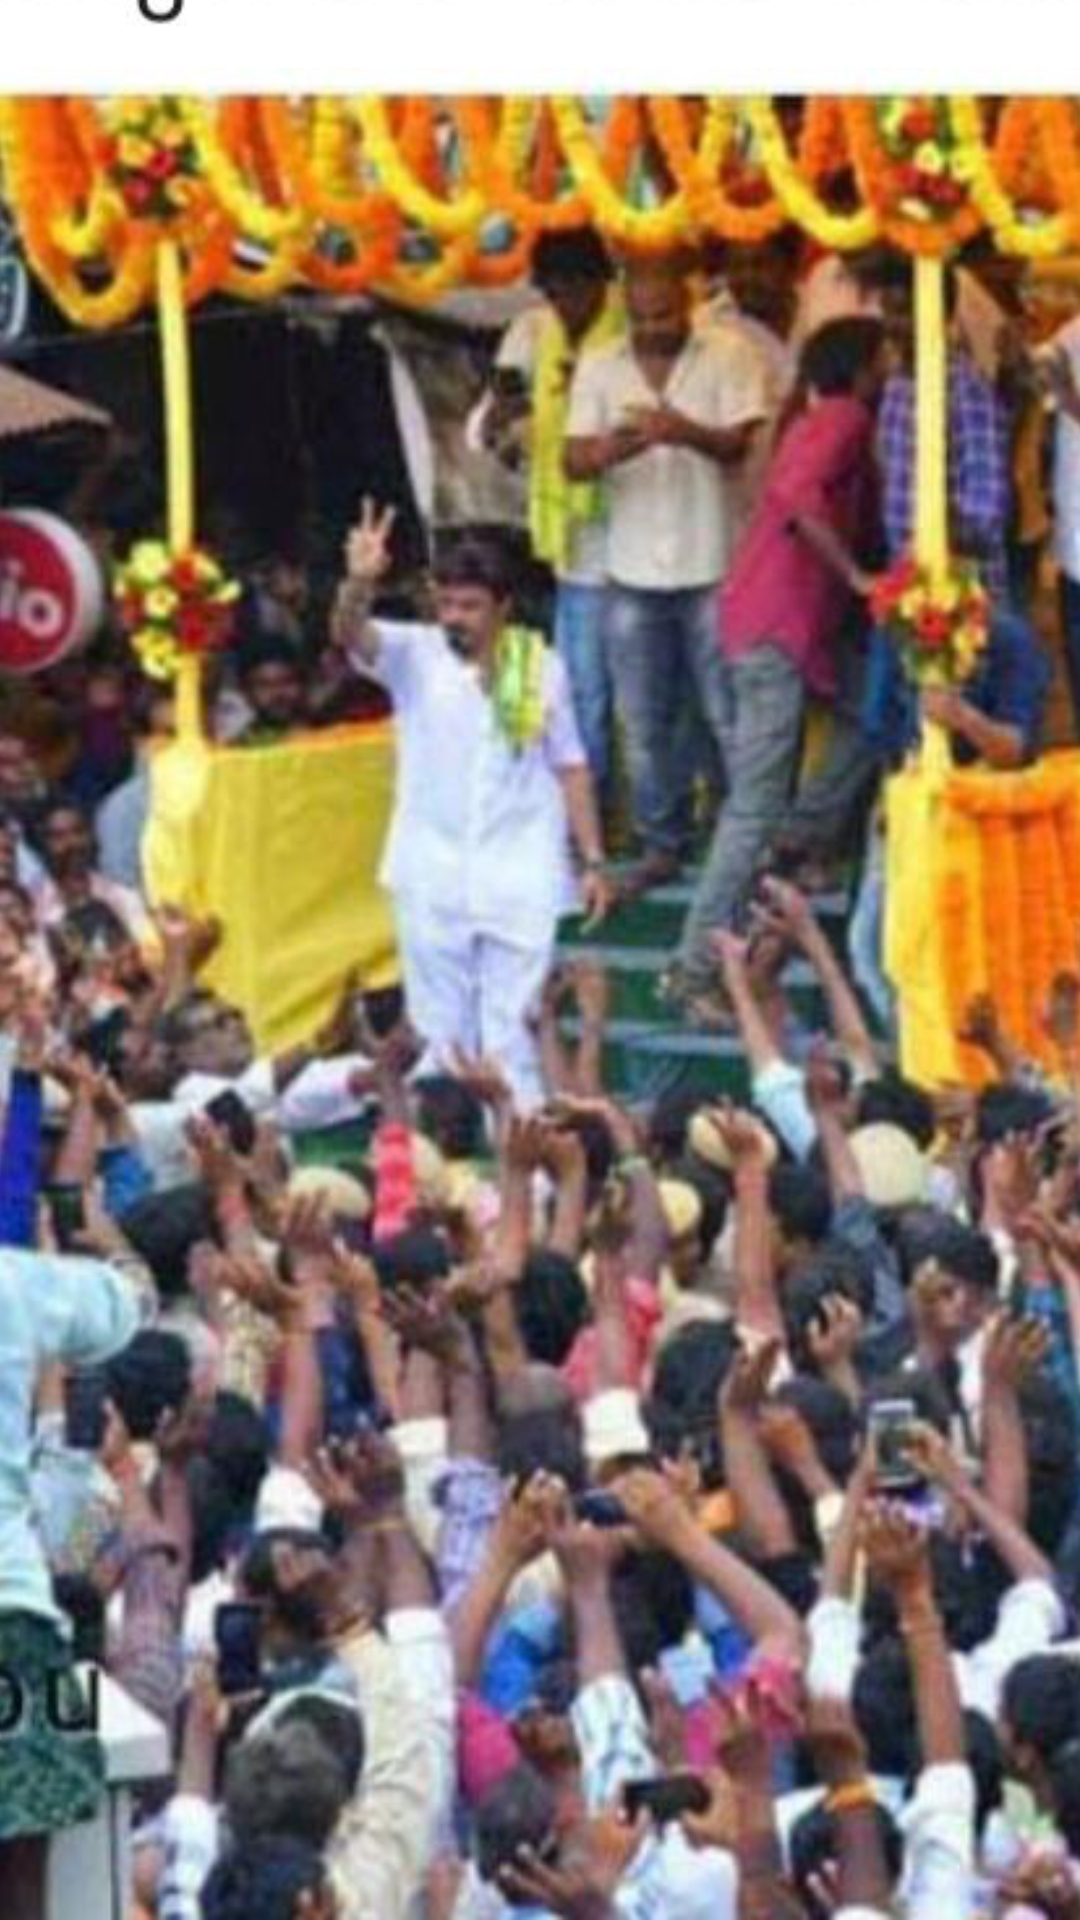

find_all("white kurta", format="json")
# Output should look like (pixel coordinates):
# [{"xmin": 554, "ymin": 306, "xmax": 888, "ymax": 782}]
[{"xmin": 354, "ymin": 621, "xmax": 587, "ymax": 1105}]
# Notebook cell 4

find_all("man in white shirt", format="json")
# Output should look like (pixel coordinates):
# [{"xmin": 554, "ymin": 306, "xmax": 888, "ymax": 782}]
[
  {"xmin": 330, "ymin": 506, "xmax": 611, "ymax": 1109},
  {"xmin": 468, "ymin": 228, "xmax": 620, "ymax": 798},
  {"xmin": 565, "ymin": 254, "xmax": 770, "ymax": 894}
]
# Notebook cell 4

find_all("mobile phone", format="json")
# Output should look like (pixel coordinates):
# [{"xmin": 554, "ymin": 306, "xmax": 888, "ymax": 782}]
[
  {"xmin": 622, "ymin": 1775, "xmax": 711, "ymax": 1825},
  {"xmin": 83, "ymin": 1007, "xmax": 129, "ymax": 1076},
  {"xmin": 48, "ymin": 1184, "xmax": 86, "ymax": 1253},
  {"xmin": 491, "ymin": 366, "xmax": 529, "ymax": 403},
  {"xmin": 867, "ymin": 1397, "xmax": 921, "ymax": 1491},
  {"xmin": 574, "ymin": 1489, "xmax": 628, "ymax": 1529},
  {"xmin": 64, "ymin": 1368, "xmax": 109, "ymax": 1451},
  {"xmin": 213, "ymin": 1602, "xmax": 264, "ymax": 1697},
  {"xmin": 205, "ymin": 1090, "xmax": 257, "ymax": 1158}
]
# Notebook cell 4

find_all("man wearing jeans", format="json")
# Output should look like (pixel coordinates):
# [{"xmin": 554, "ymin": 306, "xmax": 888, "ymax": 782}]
[
  {"xmin": 565, "ymin": 254, "xmax": 770, "ymax": 895},
  {"xmin": 674, "ymin": 319, "xmax": 887, "ymax": 1017}
]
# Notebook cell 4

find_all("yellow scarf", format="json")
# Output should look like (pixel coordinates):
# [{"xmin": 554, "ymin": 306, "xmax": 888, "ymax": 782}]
[
  {"xmin": 492, "ymin": 625, "xmax": 548, "ymax": 754},
  {"xmin": 528, "ymin": 292, "xmax": 622, "ymax": 573}
]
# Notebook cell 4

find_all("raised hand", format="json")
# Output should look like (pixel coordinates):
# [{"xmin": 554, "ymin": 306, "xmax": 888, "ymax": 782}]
[
  {"xmin": 858, "ymin": 1498, "xmax": 930, "ymax": 1590},
  {"xmin": 304, "ymin": 1429, "xmax": 406, "ymax": 1527},
  {"xmin": 343, "ymin": 498, "xmax": 397, "ymax": 591}
]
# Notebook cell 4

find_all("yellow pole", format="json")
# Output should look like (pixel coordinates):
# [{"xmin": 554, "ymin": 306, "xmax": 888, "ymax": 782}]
[
  {"xmin": 155, "ymin": 238, "xmax": 201, "ymax": 743},
  {"xmin": 913, "ymin": 253, "xmax": 949, "ymax": 593}
]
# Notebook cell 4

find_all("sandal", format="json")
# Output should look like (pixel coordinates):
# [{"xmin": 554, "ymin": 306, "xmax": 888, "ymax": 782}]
[{"xmin": 656, "ymin": 966, "xmax": 735, "ymax": 1031}]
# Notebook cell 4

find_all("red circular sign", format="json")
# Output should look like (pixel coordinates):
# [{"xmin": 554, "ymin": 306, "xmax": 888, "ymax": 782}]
[{"xmin": 0, "ymin": 509, "xmax": 103, "ymax": 675}]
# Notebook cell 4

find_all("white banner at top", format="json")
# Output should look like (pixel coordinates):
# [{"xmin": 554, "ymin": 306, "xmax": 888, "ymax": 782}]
[{"xmin": 2, "ymin": 0, "xmax": 1080, "ymax": 95}]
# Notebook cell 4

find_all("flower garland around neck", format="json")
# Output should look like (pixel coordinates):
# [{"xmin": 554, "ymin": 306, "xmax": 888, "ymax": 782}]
[
  {"xmin": 115, "ymin": 540, "xmax": 241, "ymax": 682},
  {"xmin": 490, "ymin": 626, "xmax": 548, "ymax": 754}
]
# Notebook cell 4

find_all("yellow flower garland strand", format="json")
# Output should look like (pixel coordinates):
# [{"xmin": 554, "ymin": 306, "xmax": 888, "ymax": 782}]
[
  {"xmin": 948, "ymin": 97, "xmax": 1076, "ymax": 257},
  {"xmin": 551, "ymin": 97, "xmax": 687, "ymax": 249},
  {"xmin": 747, "ymin": 98, "xmax": 879, "ymax": 250},
  {"xmin": 355, "ymin": 96, "xmax": 486, "ymax": 240},
  {"xmin": 178, "ymin": 97, "xmax": 305, "ymax": 244}
]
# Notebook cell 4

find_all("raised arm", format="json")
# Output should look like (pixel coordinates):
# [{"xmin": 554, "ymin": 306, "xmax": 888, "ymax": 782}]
[{"xmin": 329, "ymin": 498, "xmax": 397, "ymax": 666}]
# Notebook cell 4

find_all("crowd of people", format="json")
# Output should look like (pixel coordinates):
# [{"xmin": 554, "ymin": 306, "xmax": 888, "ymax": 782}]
[{"xmin": 4, "ymin": 224, "xmax": 1080, "ymax": 1920}]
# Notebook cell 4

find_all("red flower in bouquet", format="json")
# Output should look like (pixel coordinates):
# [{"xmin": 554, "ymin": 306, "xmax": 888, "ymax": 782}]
[
  {"xmin": 914, "ymin": 608, "xmax": 952, "ymax": 647},
  {"xmin": 901, "ymin": 106, "xmax": 937, "ymax": 143}
]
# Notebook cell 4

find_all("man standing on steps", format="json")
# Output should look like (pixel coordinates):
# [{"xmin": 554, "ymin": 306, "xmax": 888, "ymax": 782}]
[
  {"xmin": 564, "ymin": 251, "xmax": 771, "ymax": 902},
  {"xmin": 330, "ymin": 502, "xmax": 613, "ymax": 1111}
]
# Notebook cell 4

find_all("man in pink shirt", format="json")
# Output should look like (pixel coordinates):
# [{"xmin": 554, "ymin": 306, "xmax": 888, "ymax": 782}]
[{"xmin": 674, "ymin": 317, "xmax": 887, "ymax": 1010}]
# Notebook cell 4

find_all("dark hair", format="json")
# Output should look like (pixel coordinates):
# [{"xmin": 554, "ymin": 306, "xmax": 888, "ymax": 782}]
[
  {"xmin": 798, "ymin": 316, "xmax": 884, "ymax": 397},
  {"xmin": 646, "ymin": 1087, "xmax": 704, "ymax": 1165},
  {"xmin": 495, "ymin": 1404, "xmax": 587, "ymax": 1493},
  {"xmin": 474, "ymin": 1767, "xmax": 557, "ymax": 1891},
  {"xmin": 188, "ymin": 1392, "xmax": 272, "ymax": 1582},
  {"xmin": 531, "ymin": 227, "xmax": 613, "ymax": 290},
  {"xmin": 768, "ymin": 1164, "xmax": 832, "ymax": 1249},
  {"xmin": 853, "ymin": 1638, "xmax": 917, "ymax": 1778},
  {"xmin": 647, "ymin": 1321, "xmax": 739, "ymax": 1485},
  {"xmin": 783, "ymin": 1243, "xmax": 875, "ymax": 1373},
  {"xmin": 611, "ymin": 1547, "xmax": 695, "ymax": 1671},
  {"xmin": 776, "ymin": 1375, "xmax": 858, "ymax": 1485},
  {"xmin": 924, "ymin": 1218, "xmax": 1000, "ymax": 1297},
  {"xmin": 431, "ymin": 525, "xmax": 516, "ymax": 601},
  {"xmin": 789, "ymin": 1799, "xmax": 902, "ymax": 1918},
  {"xmin": 964, "ymin": 1709, "xmax": 1005, "ymax": 1838},
  {"xmin": 236, "ymin": 637, "xmax": 305, "ymax": 684},
  {"xmin": 1003, "ymin": 1655, "xmax": 1080, "ymax": 1782},
  {"xmin": 224, "ymin": 1718, "xmax": 351, "ymax": 1849},
  {"xmin": 975, "ymin": 1083, "xmax": 1054, "ymax": 1147},
  {"xmin": 515, "ymin": 1250, "xmax": 589, "ymax": 1367},
  {"xmin": 414, "ymin": 1074, "xmax": 485, "ymax": 1160},
  {"xmin": 200, "ymin": 1834, "xmax": 327, "ymax": 1919},
  {"xmin": 372, "ymin": 1227, "xmax": 451, "ymax": 1292},
  {"xmin": 105, "ymin": 1329, "xmax": 191, "ymax": 1440},
  {"xmin": 32, "ymin": 796, "xmax": 94, "ymax": 849},
  {"xmin": 856, "ymin": 1074, "xmax": 936, "ymax": 1150},
  {"xmin": 118, "ymin": 1183, "xmax": 219, "ymax": 1300},
  {"xmin": 239, "ymin": 1528, "xmax": 327, "ymax": 1607}
]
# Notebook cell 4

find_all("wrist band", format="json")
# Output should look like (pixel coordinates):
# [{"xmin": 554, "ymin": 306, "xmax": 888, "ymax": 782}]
[{"xmin": 825, "ymin": 1781, "xmax": 876, "ymax": 1815}]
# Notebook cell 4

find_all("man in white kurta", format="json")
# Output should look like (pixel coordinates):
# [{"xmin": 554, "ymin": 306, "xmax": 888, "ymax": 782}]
[{"xmin": 331, "ymin": 508, "xmax": 610, "ymax": 1109}]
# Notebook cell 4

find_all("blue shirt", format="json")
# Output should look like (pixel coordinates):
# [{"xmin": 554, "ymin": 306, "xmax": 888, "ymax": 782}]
[
  {"xmin": 862, "ymin": 607, "xmax": 1051, "ymax": 768},
  {"xmin": 0, "ymin": 1251, "xmax": 140, "ymax": 1626}
]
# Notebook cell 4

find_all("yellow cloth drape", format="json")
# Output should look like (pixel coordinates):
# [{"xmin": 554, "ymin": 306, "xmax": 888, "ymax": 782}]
[
  {"xmin": 885, "ymin": 750, "xmax": 1080, "ymax": 1088},
  {"xmin": 144, "ymin": 724, "xmax": 400, "ymax": 1053}
]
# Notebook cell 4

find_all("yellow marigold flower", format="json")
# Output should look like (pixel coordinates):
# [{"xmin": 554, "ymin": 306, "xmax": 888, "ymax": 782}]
[
  {"xmin": 914, "ymin": 141, "xmax": 946, "ymax": 177},
  {"xmin": 129, "ymin": 541, "xmax": 171, "ymax": 587},
  {"xmin": 165, "ymin": 178, "xmax": 196, "ymax": 210},
  {"xmin": 117, "ymin": 133, "xmax": 153, "ymax": 170},
  {"xmin": 145, "ymin": 586, "xmax": 179, "ymax": 620}
]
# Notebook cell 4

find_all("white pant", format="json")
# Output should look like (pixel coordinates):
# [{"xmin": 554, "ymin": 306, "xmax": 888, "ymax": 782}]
[{"xmin": 395, "ymin": 904, "xmax": 555, "ymax": 1111}]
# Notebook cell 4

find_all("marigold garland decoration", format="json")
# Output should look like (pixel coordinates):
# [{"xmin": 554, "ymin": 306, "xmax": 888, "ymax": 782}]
[
  {"xmin": 869, "ymin": 557, "xmax": 990, "ymax": 687},
  {"xmin": 5, "ymin": 94, "xmax": 1080, "ymax": 317},
  {"xmin": 100, "ymin": 98, "xmax": 203, "ymax": 224},
  {"xmin": 115, "ymin": 541, "xmax": 241, "ymax": 682}
]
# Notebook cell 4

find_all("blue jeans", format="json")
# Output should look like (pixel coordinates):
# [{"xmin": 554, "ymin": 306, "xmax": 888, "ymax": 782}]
[
  {"xmin": 554, "ymin": 580, "xmax": 613, "ymax": 792},
  {"xmin": 603, "ymin": 582, "xmax": 726, "ymax": 857}
]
